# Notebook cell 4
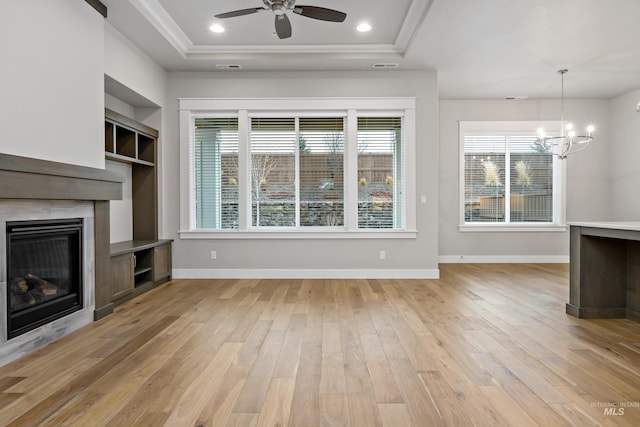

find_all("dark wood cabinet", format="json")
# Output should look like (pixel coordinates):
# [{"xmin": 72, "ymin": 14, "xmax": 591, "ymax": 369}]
[
  {"xmin": 153, "ymin": 242, "xmax": 172, "ymax": 283},
  {"xmin": 110, "ymin": 253, "xmax": 134, "ymax": 301},
  {"xmin": 109, "ymin": 240, "xmax": 173, "ymax": 303}
]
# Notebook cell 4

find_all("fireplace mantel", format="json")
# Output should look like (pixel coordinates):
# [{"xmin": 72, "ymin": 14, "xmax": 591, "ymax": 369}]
[
  {"xmin": 0, "ymin": 153, "xmax": 123, "ymax": 365},
  {"xmin": 0, "ymin": 153, "xmax": 123, "ymax": 200}
]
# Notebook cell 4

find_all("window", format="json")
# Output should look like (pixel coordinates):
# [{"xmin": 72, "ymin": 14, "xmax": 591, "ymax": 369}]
[
  {"xmin": 357, "ymin": 117, "xmax": 403, "ymax": 229},
  {"xmin": 179, "ymin": 98, "xmax": 416, "ymax": 238},
  {"xmin": 193, "ymin": 117, "xmax": 238, "ymax": 229},
  {"xmin": 250, "ymin": 117, "xmax": 345, "ymax": 227},
  {"xmin": 460, "ymin": 121, "xmax": 564, "ymax": 229}
]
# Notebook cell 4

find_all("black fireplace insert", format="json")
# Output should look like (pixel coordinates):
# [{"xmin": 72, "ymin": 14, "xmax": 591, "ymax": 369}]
[{"xmin": 6, "ymin": 218, "xmax": 83, "ymax": 338}]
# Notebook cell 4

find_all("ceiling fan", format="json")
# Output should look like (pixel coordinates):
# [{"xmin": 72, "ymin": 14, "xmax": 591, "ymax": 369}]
[{"xmin": 215, "ymin": 0, "xmax": 347, "ymax": 39}]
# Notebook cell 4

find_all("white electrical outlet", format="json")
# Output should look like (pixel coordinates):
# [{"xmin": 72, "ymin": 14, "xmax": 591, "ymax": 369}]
[
  {"xmin": 210, "ymin": 250, "xmax": 217, "ymax": 260},
  {"xmin": 379, "ymin": 250, "xmax": 386, "ymax": 260},
  {"xmin": 420, "ymin": 195, "xmax": 427, "ymax": 204}
]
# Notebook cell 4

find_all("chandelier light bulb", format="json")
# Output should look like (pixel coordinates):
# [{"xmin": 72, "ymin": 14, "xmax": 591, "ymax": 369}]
[{"xmin": 534, "ymin": 70, "xmax": 595, "ymax": 159}]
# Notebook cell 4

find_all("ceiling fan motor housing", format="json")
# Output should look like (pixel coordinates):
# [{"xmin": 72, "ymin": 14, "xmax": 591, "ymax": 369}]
[{"xmin": 270, "ymin": 0, "xmax": 294, "ymax": 15}]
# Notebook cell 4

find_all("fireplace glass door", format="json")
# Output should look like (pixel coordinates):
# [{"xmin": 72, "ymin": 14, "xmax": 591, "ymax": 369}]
[{"xmin": 6, "ymin": 218, "xmax": 83, "ymax": 338}]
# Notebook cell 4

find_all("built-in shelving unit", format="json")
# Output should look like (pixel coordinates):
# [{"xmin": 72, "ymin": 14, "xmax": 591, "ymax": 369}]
[
  {"xmin": 105, "ymin": 108, "xmax": 159, "ymax": 242},
  {"xmin": 103, "ymin": 109, "xmax": 172, "ymax": 309}
]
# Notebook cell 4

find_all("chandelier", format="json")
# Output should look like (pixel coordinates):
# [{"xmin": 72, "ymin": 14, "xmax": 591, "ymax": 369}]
[{"xmin": 534, "ymin": 69, "xmax": 595, "ymax": 159}]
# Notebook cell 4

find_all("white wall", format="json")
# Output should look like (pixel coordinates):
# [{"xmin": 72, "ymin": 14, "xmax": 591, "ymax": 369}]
[
  {"xmin": 438, "ymin": 98, "xmax": 612, "ymax": 261},
  {"xmin": 0, "ymin": 0, "xmax": 104, "ymax": 168},
  {"xmin": 610, "ymin": 89, "xmax": 640, "ymax": 220},
  {"xmin": 104, "ymin": 24, "xmax": 166, "ymax": 109},
  {"xmin": 165, "ymin": 71, "xmax": 439, "ymax": 277}
]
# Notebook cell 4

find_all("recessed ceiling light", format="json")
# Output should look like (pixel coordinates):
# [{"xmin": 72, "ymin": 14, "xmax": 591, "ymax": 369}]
[
  {"xmin": 209, "ymin": 24, "xmax": 225, "ymax": 33},
  {"xmin": 357, "ymin": 23, "xmax": 372, "ymax": 32}
]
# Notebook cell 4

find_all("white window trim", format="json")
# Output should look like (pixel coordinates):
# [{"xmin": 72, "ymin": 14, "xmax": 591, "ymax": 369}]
[
  {"xmin": 179, "ymin": 97, "xmax": 417, "ymax": 239},
  {"xmin": 458, "ymin": 121, "xmax": 566, "ymax": 232}
]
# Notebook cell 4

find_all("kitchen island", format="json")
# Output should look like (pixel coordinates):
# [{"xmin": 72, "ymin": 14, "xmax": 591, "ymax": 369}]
[{"xmin": 567, "ymin": 222, "xmax": 640, "ymax": 322}]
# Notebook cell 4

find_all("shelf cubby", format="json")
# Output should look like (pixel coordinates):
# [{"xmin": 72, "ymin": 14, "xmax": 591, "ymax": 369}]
[{"xmin": 115, "ymin": 126, "xmax": 136, "ymax": 158}]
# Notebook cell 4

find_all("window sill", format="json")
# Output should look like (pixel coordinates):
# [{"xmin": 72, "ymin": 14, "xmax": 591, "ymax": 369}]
[
  {"xmin": 179, "ymin": 229, "xmax": 418, "ymax": 240},
  {"xmin": 458, "ymin": 224, "xmax": 567, "ymax": 232}
]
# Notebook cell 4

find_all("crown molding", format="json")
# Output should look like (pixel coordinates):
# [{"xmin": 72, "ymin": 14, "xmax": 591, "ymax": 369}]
[
  {"xmin": 127, "ymin": 0, "xmax": 432, "ymax": 58},
  {"xmin": 128, "ymin": 0, "xmax": 192, "ymax": 58}
]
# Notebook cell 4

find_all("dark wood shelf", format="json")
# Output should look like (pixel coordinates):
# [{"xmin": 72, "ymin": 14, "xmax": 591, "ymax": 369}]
[
  {"xmin": 110, "ymin": 239, "xmax": 173, "ymax": 256},
  {"xmin": 104, "ymin": 108, "xmax": 157, "ymax": 167},
  {"xmin": 102, "ymin": 109, "xmax": 169, "ymax": 313},
  {"xmin": 105, "ymin": 152, "xmax": 154, "ymax": 167}
]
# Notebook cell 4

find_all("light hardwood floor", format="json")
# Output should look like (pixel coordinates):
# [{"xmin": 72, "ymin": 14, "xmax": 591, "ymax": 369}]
[{"xmin": 1, "ymin": 263, "xmax": 639, "ymax": 426}]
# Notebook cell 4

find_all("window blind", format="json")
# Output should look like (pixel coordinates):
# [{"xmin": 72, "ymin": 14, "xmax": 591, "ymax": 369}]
[
  {"xmin": 299, "ymin": 117, "xmax": 344, "ymax": 227},
  {"xmin": 357, "ymin": 117, "xmax": 403, "ymax": 229},
  {"xmin": 463, "ymin": 133, "xmax": 553, "ymax": 223},
  {"xmin": 250, "ymin": 118, "xmax": 296, "ymax": 227},
  {"xmin": 193, "ymin": 117, "xmax": 239, "ymax": 229}
]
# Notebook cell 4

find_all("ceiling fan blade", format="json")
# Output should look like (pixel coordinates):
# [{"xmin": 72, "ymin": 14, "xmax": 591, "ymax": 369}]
[
  {"xmin": 292, "ymin": 6, "xmax": 346, "ymax": 22},
  {"xmin": 275, "ymin": 14, "xmax": 292, "ymax": 39},
  {"xmin": 215, "ymin": 7, "xmax": 264, "ymax": 19}
]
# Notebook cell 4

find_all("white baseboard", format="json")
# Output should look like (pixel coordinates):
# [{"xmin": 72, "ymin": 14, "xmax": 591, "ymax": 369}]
[
  {"xmin": 438, "ymin": 255, "xmax": 569, "ymax": 264},
  {"xmin": 172, "ymin": 268, "xmax": 440, "ymax": 280}
]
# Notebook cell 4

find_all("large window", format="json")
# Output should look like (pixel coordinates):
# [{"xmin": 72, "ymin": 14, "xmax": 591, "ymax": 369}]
[
  {"xmin": 179, "ymin": 98, "xmax": 416, "ymax": 237},
  {"xmin": 460, "ymin": 121, "xmax": 564, "ymax": 228}
]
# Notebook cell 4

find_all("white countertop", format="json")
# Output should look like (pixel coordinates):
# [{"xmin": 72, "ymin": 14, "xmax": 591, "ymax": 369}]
[{"xmin": 569, "ymin": 221, "xmax": 640, "ymax": 231}]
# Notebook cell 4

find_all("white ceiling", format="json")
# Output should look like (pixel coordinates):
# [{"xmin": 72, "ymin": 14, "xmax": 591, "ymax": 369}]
[{"xmin": 102, "ymin": 0, "xmax": 640, "ymax": 99}]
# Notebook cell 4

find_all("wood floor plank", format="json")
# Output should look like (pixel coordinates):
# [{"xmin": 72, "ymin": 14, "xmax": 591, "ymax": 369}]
[
  {"xmin": 164, "ymin": 342, "xmax": 242, "ymax": 426},
  {"xmin": 0, "ymin": 377, "xmax": 27, "ymax": 392},
  {"xmin": 0, "ymin": 265, "xmax": 639, "ymax": 426},
  {"xmin": 320, "ymin": 393, "xmax": 350, "ymax": 427},
  {"xmin": 289, "ymin": 341, "xmax": 322, "ymax": 426},
  {"xmin": 377, "ymin": 403, "xmax": 413, "ymax": 427},
  {"xmin": 195, "ymin": 364, "xmax": 251, "ymax": 426},
  {"xmin": 256, "ymin": 377, "xmax": 296, "ymax": 427},
  {"xmin": 273, "ymin": 313, "xmax": 306, "ymax": 378},
  {"xmin": 360, "ymin": 333, "xmax": 403, "ymax": 404},
  {"xmin": 233, "ymin": 328, "xmax": 285, "ymax": 413}
]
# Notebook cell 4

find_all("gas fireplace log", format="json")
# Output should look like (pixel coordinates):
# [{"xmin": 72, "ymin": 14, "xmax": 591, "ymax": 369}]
[
  {"xmin": 10, "ymin": 293, "xmax": 35, "ymax": 307},
  {"xmin": 10, "ymin": 277, "xmax": 29, "ymax": 293},
  {"xmin": 25, "ymin": 274, "xmax": 59, "ymax": 296}
]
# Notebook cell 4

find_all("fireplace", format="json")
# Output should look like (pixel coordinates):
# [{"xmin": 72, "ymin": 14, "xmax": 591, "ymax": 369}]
[
  {"xmin": 0, "ymin": 153, "xmax": 122, "ymax": 367},
  {"xmin": 6, "ymin": 218, "xmax": 83, "ymax": 338}
]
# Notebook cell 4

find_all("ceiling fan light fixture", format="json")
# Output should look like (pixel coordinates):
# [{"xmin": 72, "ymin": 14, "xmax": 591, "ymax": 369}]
[
  {"xmin": 215, "ymin": 0, "xmax": 347, "ymax": 39},
  {"xmin": 357, "ymin": 23, "xmax": 372, "ymax": 32},
  {"xmin": 209, "ymin": 24, "xmax": 225, "ymax": 33}
]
